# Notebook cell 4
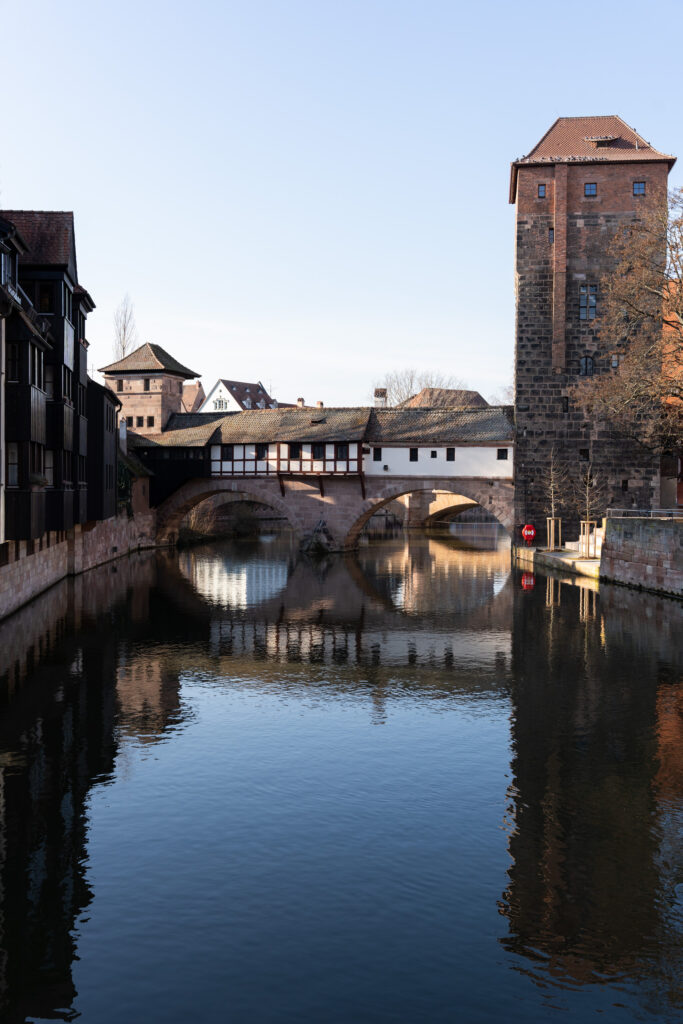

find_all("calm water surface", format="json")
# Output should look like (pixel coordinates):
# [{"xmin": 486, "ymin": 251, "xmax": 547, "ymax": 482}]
[{"xmin": 1, "ymin": 528, "xmax": 682, "ymax": 1023}]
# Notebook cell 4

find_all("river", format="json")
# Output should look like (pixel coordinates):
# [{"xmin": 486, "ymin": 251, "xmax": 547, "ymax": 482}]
[{"xmin": 0, "ymin": 528, "xmax": 682, "ymax": 1023}]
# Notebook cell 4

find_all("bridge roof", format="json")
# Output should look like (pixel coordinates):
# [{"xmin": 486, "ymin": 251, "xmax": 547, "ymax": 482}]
[
  {"xmin": 366, "ymin": 406, "xmax": 514, "ymax": 445},
  {"xmin": 212, "ymin": 407, "xmax": 372, "ymax": 443}
]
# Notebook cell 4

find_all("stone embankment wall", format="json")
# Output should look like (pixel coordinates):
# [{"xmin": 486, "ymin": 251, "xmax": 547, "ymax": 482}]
[
  {"xmin": 600, "ymin": 518, "xmax": 682, "ymax": 598},
  {"xmin": 0, "ymin": 511, "xmax": 156, "ymax": 620}
]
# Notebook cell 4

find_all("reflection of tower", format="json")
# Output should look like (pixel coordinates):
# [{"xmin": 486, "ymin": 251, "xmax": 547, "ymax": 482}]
[{"xmin": 501, "ymin": 579, "xmax": 666, "ymax": 990}]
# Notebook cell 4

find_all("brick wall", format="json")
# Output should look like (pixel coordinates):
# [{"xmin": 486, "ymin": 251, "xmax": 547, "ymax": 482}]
[
  {"xmin": 0, "ymin": 512, "xmax": 157, "ymax": 620},
  {"xmin": 600, "ymin": 518, "xmax": 682, "ymax": 597},
  {"xmin": 514, "ymin": 159, "xmax": 669, "ymax": 543}
]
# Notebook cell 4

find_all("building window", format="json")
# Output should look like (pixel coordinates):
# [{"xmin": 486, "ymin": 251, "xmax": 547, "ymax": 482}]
[
  {"xmin": 430, "ymin": 450, "xmax": 437, "ymax": 458},
  {"xmin": 221, "ymin": 444, "xmax": 234, "ymax": 460},
  {"xmin": 579, "ymin": 355, "xmax": 594, "ymax": 376},
  {"xmin": 548, "ymin": 228, "xmax": 554, "ymax": 244},
  {"xmin": 497, "ymin": 449, "xmax": 508, "ymax": 460},
  {"xmin": 136, "ymin": 416, "xmax": 144, "ymax": 427},
  {"xmin": 244, "ymin": 398, "xmax": 252, "ymax": 409},
  {"xmin": 30, "ymin": 345, "xmax": 43, "ymax": 388},
  {"xmin": 633, "ymin": 181, "xmax": 646, "ymax": 196},
  {"xmin": 7, "ymin": 343, "xmax": 19, "ymax": 382},
  {"xmin": 7, "ymin": 443, "xmax": 19, "ymax": 487},
  {"xmin": 537, "ymin": 184, "xmax": 546, "ymax": 198},
  {"xmin": 409, "ymin": 448, "xmax": 418, "ymax": 462},
  {"xmin": 45, "ymin": 449, "xmax": 54, "ymax": 486},
  {"xmin": 446, "ymin": 448, "xmax": 455, "ymax": 461},
  {"xmin": 373, "ymin": 447, "xmax": 382, "ymax": 461},
  {"xmin": 63, "ymin": 285, "xmax": 73, "ymax": 323},
  {"xmin": 289, "ymin": 443, "xmax": 301, "ymax": 459},
  {"xmin": 584, "ymin": 183, "xmax": 597, "ymax": 197},
  {"xmin": 256, "ymin": 443, "xmax": 268, "ymax": 460},
  {"xmin": 579, "ymin": 284, "xmax": 597, "ymax": 320},
  {"xmin": 144, "ymin": 378, "xmax": 150, "ymax": 392},
  {"xmin": 335, "ymin": 443, "xmax": 349, "ymax": 460},
  {"xmin": 579, "ymin": 448, "xmax": 590, "ymax": 461},
  {"xmin": 622, "ymin": 479, "xmax": 629, "ymax": 491},
  {"xmin": 38, "ymin": 282, "xmax": 53, "ymax": 313},
  {"xmin": 562, "ymin": 396, "xmax": 569, "ymax": 413},
  {"xmin": 63, "ymin": 451, "xmax": 73, "ymax": 483},
  {"xmin": 312, "ymin": 443, "xmax": 324, "ymax": 460},
  {"xmin": 126, "ymin": 416, "xmax": 133, "ymax": 427},
  {"xmin": 62, "ymin": 367, "xmax": 73, "ymax": 402},
  {"xmin": 117, "ymin": 379, "xmax": 123, "ymax": 392},
  {"xmin": 147, "ymin": 416, "xmax": 155, "ymax": 428}
]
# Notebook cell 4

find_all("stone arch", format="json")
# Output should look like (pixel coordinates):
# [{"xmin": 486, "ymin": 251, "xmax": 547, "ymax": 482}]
[
  {"xmin": 156, "ymin": 477, "xmax": 305, "ymax": 545},
  {"xmin": 344, "ymin": 478, "xmax": 514, "ymax": 548}
]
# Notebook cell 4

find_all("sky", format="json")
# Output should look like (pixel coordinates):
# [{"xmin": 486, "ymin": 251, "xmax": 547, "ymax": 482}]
[{"xmin": 1, "ymin": 0, "xmax": 681, "ymax": 406}]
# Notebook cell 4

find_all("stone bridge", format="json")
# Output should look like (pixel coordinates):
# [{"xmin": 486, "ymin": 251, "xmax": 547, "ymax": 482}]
[{"xmin": 156, "ymin": 474, "xmax": 515, "ymax": 550}]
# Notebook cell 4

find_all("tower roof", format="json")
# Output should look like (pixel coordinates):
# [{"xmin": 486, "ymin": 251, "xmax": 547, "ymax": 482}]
[
  {"xmin": 99, "ymin": 342, "xmax": 199, "ymax": 379},
  {"xmin": 509, "ymin": 115, "xmax": 676, "ymax": 202}
]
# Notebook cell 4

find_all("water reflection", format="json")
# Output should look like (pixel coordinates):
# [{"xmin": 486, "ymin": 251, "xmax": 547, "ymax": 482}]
[{"xmin": 0, "ymin": 534, "xmax": 681, "ymax": 1021}]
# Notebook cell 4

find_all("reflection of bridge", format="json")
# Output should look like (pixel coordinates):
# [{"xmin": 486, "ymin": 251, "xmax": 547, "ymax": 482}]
[{"xmin": 132, "ymin": 406, "xmax": 515, "ymax": 548}]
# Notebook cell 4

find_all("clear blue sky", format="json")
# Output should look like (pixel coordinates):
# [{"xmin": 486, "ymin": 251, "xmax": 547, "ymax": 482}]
[{"xmin": 2, "ymin": 0, "xmax": 681, "ymax": 405}]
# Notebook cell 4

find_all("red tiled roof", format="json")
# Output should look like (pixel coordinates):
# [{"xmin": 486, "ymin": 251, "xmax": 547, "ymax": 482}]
[
  {"xmin": 100, "ymin": 342, "xmax": 199, "ymax": 378},
  {"xmin": 0, "ymin": 210, "xmax": 77, "ymax": 272},
  {"xmin": 510, "ymin": 116, "xmax": 676, "ymax": 202},
  {"xmin": 399, "ymin": 387, "xmax": 489, "ymax": 409}
]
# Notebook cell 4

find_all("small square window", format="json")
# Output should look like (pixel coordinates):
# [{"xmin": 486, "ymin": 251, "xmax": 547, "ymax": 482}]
[
  {"xmin": 136, "ymin": 416, "xmax": 144, "ymax": 427},
  {"xmin": 633, "ymin": 181, "xmax": 646, "ymax": 196},
  {"xmin": 538, "ymin": 184, "xmax": 546, "ymax": 198},
  {"xmin": 373, "ymin": 447, "xmax": 382, "ymax": 461},
  {"xmin": 446, "ymin": 448, "xmax": 455, "ymax": 462},
  {"xmin": 430, "ymin": 450, "xmax": 437, "ymax": 459},
  {"xmin": 409, "ymin": 448, "xmax": 418, "ymax": 462},
  {"xmin": 221, "ymin": 444, "xmax": 234, "ymax": 460},
  {"xmin": 335, "ymin": 443, "xmax": 349, "ymax": 460},
  {"xmin": 621, "ymin": 479, "xmax": 629, "ymax": 492},
  {"xmin": 497, "ymin": 449, "xmax": 508, "ymax": 461},
  {"xmin": 126, "ymin": 416, "xmax": 133, "ymax": 427},
  {"xmin": 584, "ymin": 183, "xmax": 597, "ymax": 197},
  {"xmin": 579, "ymin": 448, "xmax": 590, "ymax": 461}
]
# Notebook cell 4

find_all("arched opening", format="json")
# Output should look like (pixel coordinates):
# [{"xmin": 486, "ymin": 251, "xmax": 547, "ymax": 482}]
[
  {"xmin": 179, "ymin": 492, "xmax": 290, "ymax": 543},
  {"xmin": 346, "ymin": 483, "xmax": 514, "ymax": 549}
]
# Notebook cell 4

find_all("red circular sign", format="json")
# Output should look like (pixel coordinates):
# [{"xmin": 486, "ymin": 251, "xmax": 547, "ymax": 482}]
[
  {"xmin": 521, "ymin": 524, "xmax": 536, "ymax": 542},
  {"xmin": 521, "ymin": 572, "xmax": 536, "ymax": 590}
]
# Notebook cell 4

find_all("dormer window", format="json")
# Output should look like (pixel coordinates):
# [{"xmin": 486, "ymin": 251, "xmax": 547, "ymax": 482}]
[{"xmin": 244, "ymin": 397, "xmax": 252, "ymax": 408}]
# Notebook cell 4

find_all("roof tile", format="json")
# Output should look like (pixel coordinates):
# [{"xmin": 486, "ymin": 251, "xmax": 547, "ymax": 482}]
[{"xmin": 100, "ymin": 342, "xmax": 199, "ymax": 378}]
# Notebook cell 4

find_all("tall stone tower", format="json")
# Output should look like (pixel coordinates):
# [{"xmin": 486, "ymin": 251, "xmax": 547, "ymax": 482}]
[
  {"xmin": 100, "ymin": 342, "xmax": 200, "ymax": 435},
  {"xmin": 510, "ymin": 116, "xmax": 675, "ymax": 538}
]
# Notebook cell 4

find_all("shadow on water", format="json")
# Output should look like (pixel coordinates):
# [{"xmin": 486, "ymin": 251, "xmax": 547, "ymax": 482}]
[{"xmin": 0, "ymin": 530, "xmax": 681, "ymax": 1021}]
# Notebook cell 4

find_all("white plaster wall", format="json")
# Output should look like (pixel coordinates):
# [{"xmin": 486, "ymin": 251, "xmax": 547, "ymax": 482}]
[
  {"xmin": 199, "ymin": 381, "xmax": 243, "ymax": 413},
  {"xmin": 363, "ymin": 445, "xmax": 513, "ymax": 478}
]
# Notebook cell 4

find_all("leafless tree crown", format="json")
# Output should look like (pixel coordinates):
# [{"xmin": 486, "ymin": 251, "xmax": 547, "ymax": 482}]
[
  {"xmin": 372, "ymin": 368, "xmax": 469, "ymax": 407},
  {"xmin": 113, "ymin": 294, "xmax": 138, "ymax": 361}
]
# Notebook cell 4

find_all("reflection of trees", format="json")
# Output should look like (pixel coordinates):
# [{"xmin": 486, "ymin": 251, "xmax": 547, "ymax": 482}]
[{"xmin": 502, "ymin": 574, "xmax": 683, "ymax": 1014}]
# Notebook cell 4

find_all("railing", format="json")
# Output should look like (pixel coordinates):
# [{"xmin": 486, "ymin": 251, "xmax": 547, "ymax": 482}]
[{"xmin": 607, "ymin": 508, "xmax": 682, "ymax": 519}]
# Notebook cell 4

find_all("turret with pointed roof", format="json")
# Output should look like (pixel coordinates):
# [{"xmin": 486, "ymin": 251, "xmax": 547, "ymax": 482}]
[{"xmin": 100, "ymin": 342, "xmax": 201, "ymax": 435}]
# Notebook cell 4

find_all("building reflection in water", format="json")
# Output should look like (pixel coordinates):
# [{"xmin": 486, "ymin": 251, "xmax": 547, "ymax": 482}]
[
  {"xmin": 0, "ymin": 532, "xmax": 681, "ymax": 1019},
  {"xmin": 501, "ymin": 574, "xmax": 683, "ymax": 1013}
]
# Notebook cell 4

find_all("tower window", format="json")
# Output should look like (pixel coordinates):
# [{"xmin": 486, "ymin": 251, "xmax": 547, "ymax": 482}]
[
  {"xmin": 548, "ymin": 228, "xmax": 554, "ymax": 244},
  {"xmin": 633, "ymin": 181, "xmax": 646, "ymax": 196},
  {"xmin": 537, "ymin": 184, "xmax": 546, "ymax": 198},
  {"xmin": 584, "ymin": 183, "xmax": 597, "ymax": 197},
  {"xmin": 579, "ymin": 448, "xmax": 590, "ymax": 461},
  {"xmin": 579, "ymin": 355, "xmax": 594, "ymax": 377},
  {"xmin": 579, "ymin": 284, "xmax": 597, "ymax": 320},
  {"xmin": 136, "ymin": 416, "xmax": 144, "ymax": 427},
  {"xmin": 117, "ymin": 379, "xmax": 123, "ymax": 392},
  {"xmin": 144, "ymin": 378, "xmax": 150, "ymax": 392},
  {"xmin": 562, "ymin": 396, "xmax": 569, "ymax": 413},
  {"xmin": 147, "ymin": 416, "xmax": 155, "ymax": 428}
]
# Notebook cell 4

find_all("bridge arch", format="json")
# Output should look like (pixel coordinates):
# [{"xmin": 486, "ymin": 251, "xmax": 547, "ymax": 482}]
[
  {"xmin": 345, "ymin": 479, "xmax": 514, "ymax": 548},
  {"xmin": 156, "ymin": 478, "xmax": 305, "ymax": 545}
]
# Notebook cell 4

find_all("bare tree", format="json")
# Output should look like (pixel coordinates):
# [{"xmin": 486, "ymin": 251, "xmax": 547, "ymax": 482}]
[
  {"xmin": 571, "ymin": 190, "xmax": 683, "ymax": 452},
  {"xmin": 113, "ymin": 293, "xmax": 138, "ymax": 361},
  {"xmin": 372, "ymin": 368, "xmax": 469, "ymax": 407},
  {"xmin": 539, "ymin": 447, "xmax": 571, "ymax": 519},
  {"xmin": 571, "ymin": 462, "xmax": 608, "ymax": 524}
]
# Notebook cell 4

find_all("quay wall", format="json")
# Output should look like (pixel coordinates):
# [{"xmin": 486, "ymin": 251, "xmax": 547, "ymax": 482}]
[
  {"xmin": 600, "ymin": 518, "xmax": 682, "ymax": 598},
  {"xmin": 0, "ymin": 512, "xmax": 157, "ymax": 620}
]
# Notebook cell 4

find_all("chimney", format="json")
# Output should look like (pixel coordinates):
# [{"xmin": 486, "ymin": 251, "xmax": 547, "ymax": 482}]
[
  {"xmin": 119, "ymin": 418, "xmax": 128, "ymax": 455},
  {"xmin": 297, "ymin": 397, "xmax": 305, "ymax": 408},
  {"xmin": 374, "ymin": 387, "xmax": 387, "ymax": 408},
  {"xmin": 316, "ymin": 401, "xmax": 324, "ymax": 409}
]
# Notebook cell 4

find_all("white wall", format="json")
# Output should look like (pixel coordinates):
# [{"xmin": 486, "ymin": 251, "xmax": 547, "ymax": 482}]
[
  {"xmin": 363, "ymin": 445, "xmax": 513, "ymax": 478},
  {"xmin": 199, "ymin": 381, "xmax": 243, "ymax": 413}
]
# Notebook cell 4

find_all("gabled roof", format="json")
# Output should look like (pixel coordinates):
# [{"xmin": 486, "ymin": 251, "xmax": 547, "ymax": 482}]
[
  {"xmin": 99, "ymin": 342, "xmax": 199, "ymax": 378},
  {"xmin": 0, "ymin": 210, "xmax": 79, "ymax": 281},
  {"xmin": 214, "ymin": 407, "xmax": 371, "ymax": 444},
  {"xmin": 366, "ymin": 407, "xmax": 514, "ymax": 445},
  {"xmin": 165, "ymin": 411, "xmax": 230, "ymax": 431},
  {"xmin": 399, "ymin": 388, "xmax": 488, "ymax": 409},
  {"xmin": 205, "ymin": 378, "xmax": 275, "ymax": 409},
  {"xmin": 509, "ymin": 116, "xmax": 676, "ymax": 202}
]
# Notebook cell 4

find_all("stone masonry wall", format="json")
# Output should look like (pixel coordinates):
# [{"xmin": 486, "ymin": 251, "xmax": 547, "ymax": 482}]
[
  {"xmin": 0, "ymin": 511, "xmax": 157, "ymax": 620},
  {"xmin": 514, "ymin": 159, "xmax": 669, "ymax": 544},
  {"xmin": 600, "ymin": 518, "xmax": 682, "ymax": 597}
]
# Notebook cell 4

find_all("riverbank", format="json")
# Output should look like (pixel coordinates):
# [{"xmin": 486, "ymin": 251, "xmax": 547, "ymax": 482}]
[{"xmin": 0, "ymin": 511, "xmax": 157, "ymax": 620}]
